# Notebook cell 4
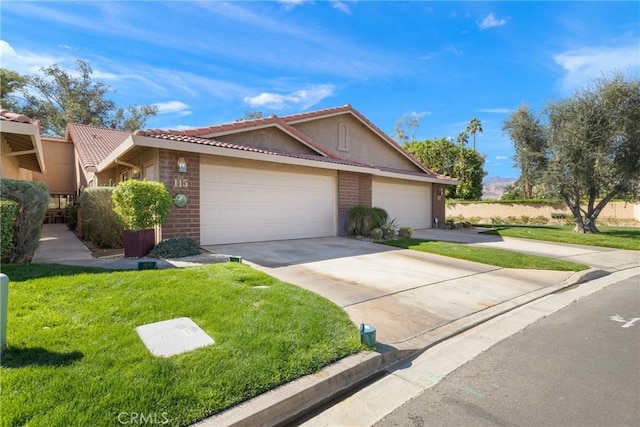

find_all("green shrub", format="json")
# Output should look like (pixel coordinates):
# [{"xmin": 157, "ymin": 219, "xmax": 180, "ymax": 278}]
[
  {"xmin": 148, "ymin": 237, "xmax": 201, "ymax": 259},
  {"xmin": 371, "ymin": 207, "xmax": 389, "ymax": 226},
  {"xmin": 506, "ymin": 216, "xmax": 518, "ymax": 225},
  {"xmin": 531, "ymin": 215, "xmax": 549, "ymax": 225},
  {"xmin": 112, "ymin": 180, "xmax": 171, "ymax": 231},
  {"xmin": 519, "ymin": 215, "xmax": 531, "ymax": 225},
  {"xmin": 398, "ymin": 226, "xmax": 413, "ymax": 238},
  {"xmin": 0, "ymin": 179, "xmax": 49, "ymax": 263},
  {"xmin": 347, "ymin": 206, "xmax": 389, "ymax": 236},
  {"xmin": 469, "ymin": 216, "xmax": 481, "ymax": 224},
  {"xmin": 79, "ymin": 188, "xmax": 123, "ymax": 249},
  {"xmin": 0, "ymin": 199, "xmax": 19, "ymax": 259},
  {"xmin": 369, "ymin": 228, "xmax": 383, "ymax": 240},
  {"xmin": 381, "ymin": 224, "xmax": 395, "ymax": 239}
]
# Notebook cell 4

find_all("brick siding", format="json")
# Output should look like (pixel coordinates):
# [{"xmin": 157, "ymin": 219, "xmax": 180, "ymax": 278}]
[
  {"xmin": 337, "ymin": 171, "xmax": 372, "ymax": 235},
  {"xmin": 158, "ymin": 150, "xmax": 201, "ymax": 243}
]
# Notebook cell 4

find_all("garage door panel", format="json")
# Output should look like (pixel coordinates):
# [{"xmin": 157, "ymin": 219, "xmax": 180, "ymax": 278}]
[
  {"xmin": 201, "ymin": 164, "xmax": 336, "ymax": 245},
  {"xmin": 373, "ymin": 180, "xmax": 431, "ymax": 229}
]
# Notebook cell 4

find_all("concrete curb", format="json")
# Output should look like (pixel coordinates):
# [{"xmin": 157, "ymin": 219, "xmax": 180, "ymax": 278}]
[{"xmin": 193, "ymin": 268, "xmax": 610, "ymax": 427}]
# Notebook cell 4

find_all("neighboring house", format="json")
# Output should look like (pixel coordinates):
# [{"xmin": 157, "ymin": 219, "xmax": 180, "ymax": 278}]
[
  {"xmin": 4, "ymin": 104, "xmax": 458, "ymax": 244},
  {"xmin": 0, "ymin": 108, "xmax": 46, "ymax": 180}
]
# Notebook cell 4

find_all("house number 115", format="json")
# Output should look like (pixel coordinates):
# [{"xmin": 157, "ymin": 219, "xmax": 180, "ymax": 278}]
[{"xmin": 174, "ymin": 179, "xmax": 189, "ymax": 188}]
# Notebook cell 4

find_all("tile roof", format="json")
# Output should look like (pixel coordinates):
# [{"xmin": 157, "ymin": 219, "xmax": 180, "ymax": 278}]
[
  {"xmin": 135, "ymin": 131, "xmax": 375, "ymax": 169},
  {"xmin": 67, "ymin": 123, "xmax": 132, "ymax": 169},
  {"xmin": 0, "ymin": 108, "xmax": 38, "ymax": 125},
  {"xmin": 136, "ymin": 116, "xmax": 339, "ymax": 158}
]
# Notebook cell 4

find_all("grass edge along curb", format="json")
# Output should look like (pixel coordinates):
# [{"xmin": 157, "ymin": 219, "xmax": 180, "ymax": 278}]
[{"xmin": 380, "ymin": 238, "xmax": 589, "ymax": 271}]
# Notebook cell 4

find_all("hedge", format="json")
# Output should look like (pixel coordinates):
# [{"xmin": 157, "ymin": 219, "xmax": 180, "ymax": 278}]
[
  {"xmin": 79, "ymin": 187, "xmax": 123, "ymax": 248},
  {"xmin": 0, "ymin": 178, "xmax": 49, "ymax": 263},
  {"xmin": 0, "ymin": 199, "xmax": 19, "ymax": 259}
]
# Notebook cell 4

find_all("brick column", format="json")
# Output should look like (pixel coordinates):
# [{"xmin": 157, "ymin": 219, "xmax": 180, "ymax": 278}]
[
  {"xmin": 337, "ymin": 171, "xmax": 372, "ymax": 235},
  {"xmin": 158, "ymin": 150, "xmax": 200, "ymax": 243}
]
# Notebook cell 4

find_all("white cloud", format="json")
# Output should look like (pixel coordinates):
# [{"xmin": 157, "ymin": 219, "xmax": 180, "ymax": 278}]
[
  {"xmin": 278, "ymin": 0, "xmax": 307, "ymax": 11},
  {"xmin": 496, "ymin": 155, "xmax": 509, "ymax": 160},
  {"xmin": 478, "ymin": 13, "xmax": 507, "ymax": 30},
  {"xmin": 153, "ymin": 101, "xmax": 192, "ymax": 116},
  {"xmin": 244, "ymin": 84, "xmax": 335, "ymax": 110},
  {"xmin": 479, "ymin": 108, "xmax": 514, "ymax": 114},
  {"xmin": 553, "ymin": 44, "xmax": 640, "ymax": 93},
  {"xmin": 331, "ymin": 1, "xmax": 352, "ymax": 15},
  {"xmin": 0, "ymin": 40, "xmax": 66, "ymax": 74}
]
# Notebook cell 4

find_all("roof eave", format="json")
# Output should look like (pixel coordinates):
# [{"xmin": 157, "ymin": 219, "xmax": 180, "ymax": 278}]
[
  {"xmin": 130, "ymin": 134, "xmax": 369, "ymax": 174},
  {"xmin": 0, "ymin": 120, "xmax": 46, "ymax": 173}
]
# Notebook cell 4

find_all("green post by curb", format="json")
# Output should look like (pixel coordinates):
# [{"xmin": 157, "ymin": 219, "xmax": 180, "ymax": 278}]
[{"xmin": 0, "ymin": 273, "xmax": 8, "ymax": 353}]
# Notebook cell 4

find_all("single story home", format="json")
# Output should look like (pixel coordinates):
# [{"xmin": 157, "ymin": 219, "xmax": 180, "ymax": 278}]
[{"xmin": 2, "ymin": 104, "xmax": 457, "ymax": 245}]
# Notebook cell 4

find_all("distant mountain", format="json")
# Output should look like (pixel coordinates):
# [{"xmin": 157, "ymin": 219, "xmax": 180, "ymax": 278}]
[{"xmin": 482, "ymin": 177, "xmax": 516, "ymax": 200}]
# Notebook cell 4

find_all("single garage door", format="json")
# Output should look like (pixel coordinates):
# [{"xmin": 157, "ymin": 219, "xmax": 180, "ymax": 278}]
[
  {"xmin": 372, "ymin": 179, "xmax": 431, "ymax": 229},
  {"xmin": 201, "ymin": 162, "xmax": 336, "ymax": 244}
]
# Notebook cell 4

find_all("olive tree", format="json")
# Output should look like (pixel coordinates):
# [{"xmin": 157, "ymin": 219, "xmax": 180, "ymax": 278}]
[{"xmin": 545, "ymin": 74, "xmax": 640, "ymax": 232}]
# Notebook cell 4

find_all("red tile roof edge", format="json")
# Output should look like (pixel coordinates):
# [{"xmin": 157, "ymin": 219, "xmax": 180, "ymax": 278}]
[
  {"xmin": 138, "ymin": 132, "xmax": 377, "ymax": 169},
  {"xmin": 136, "ymin": 117, "xmax": 338, "ymax": 159},
  {"xmin": 0, "ymin": 108, "xmax": 38, "ymax": 125}
]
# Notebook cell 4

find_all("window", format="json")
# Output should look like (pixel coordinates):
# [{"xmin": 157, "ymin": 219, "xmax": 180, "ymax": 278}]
[
  {"xmin": 48, "ymin": 194, "xmax": 75, "ymax": 210},
  {"xmin": 338, "ymin": 122, "xmax": 349, "ymax": 152}
]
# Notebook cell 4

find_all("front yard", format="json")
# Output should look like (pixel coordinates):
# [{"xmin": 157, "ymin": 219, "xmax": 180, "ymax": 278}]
[
  {"xmin": 481, "ymin": 225, "xmax": 640, "ymax": 251},
  {"xmin": 0, "ymin": 263, "xmax": 363, "ymax": 426}
]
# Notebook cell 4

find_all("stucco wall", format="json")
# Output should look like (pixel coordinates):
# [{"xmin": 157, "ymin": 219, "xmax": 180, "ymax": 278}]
[
  {"xmin": 218, "ymin": 128, "xmax": 317, "ymax": 155},
  {"xmin": 291, "ymin": 115, "xmax": 421, "ymax": 172},
  {"xmin": 446, "ymin": 201, "xmax": 640, "ymax": 224},
  {"xmin": 32, "ymin": 137, "xmax": 75, "ymax": 194}
]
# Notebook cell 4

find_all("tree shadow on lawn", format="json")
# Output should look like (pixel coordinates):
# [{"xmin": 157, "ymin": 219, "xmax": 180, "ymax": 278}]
[
  {"xmin": 1, "ymin": 347, "xmax": 84, "ymax": 368},
  {"xmin": 0, "ymin": 263, "xmax": 116, "ymax": 282}
]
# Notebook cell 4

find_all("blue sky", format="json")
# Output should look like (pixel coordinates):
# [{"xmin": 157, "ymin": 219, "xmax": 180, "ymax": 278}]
[{"xmin": 2, "ymin": 1, "xmax": 639, "ymax": 178}]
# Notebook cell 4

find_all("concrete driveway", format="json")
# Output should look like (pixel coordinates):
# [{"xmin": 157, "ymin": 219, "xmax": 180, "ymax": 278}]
[{"xmin": 202, "ymin": 232, "xmax": 610, "ymax": 348}]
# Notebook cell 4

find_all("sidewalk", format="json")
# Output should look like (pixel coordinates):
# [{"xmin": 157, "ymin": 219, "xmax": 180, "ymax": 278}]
[{"xmin": 31, "ymin": 224, "xmax": 229, "ymax": 269}]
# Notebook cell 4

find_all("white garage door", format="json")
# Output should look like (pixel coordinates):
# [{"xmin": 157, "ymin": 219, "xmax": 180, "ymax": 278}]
[
  {"xmin": 201, "ymin": 163, "xmax": 336, "ymax": 244},
  {"xmin": 372, "ymin": 179, "xmax": 431, "ymax": 229}
]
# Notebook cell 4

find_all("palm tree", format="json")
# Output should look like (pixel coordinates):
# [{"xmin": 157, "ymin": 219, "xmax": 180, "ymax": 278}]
[
  {"xmin": 465, "ymin": 118, "xmax": 483, "ymax": 151},
  {"xmin": 456, "ymin": 132, "xmax": 469, "ymax": 146}
]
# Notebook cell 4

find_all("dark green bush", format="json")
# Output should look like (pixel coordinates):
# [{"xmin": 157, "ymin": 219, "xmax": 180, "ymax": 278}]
[
  {"xmin": 0, "ymin": 178, "xmax": 49, "ymax": 263},
  {"xmin": 347, "ymin": 206, "xmax": 388, "ymax": 236},
  {"xmin": 66, "ymin": 203, "xmax": 78, "ymax": 232},
  {"xmin": 148, "ymin": 237, "xmax": 201, "ymax": 259},
  {"xmin": 0, "ymin": 199, "xmax": 19, "ymax": 259},
  {"xmin": 79, "ymin": 187, "xmax": 123, "ymax": 249}
]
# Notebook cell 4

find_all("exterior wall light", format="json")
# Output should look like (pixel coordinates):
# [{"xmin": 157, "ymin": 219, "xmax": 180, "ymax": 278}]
[
  {"xmin": 438, "ymin": 185, "xmax": 444, "ymax": 195},
  {"xmin": 177, "ymin": 156, "xmax": 187, "ymax": 173}
]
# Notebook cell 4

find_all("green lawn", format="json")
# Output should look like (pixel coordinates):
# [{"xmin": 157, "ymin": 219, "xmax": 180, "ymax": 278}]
[
  {"xmin": 481, "ymin": 226, "xmax": 640, "ymax": 251},
  {"xmin": 381, "ymin": 238, "xmax": 589, "ymax": 271},
  {"xmin": 0, "ymin": 263, "xmax": 363, "ymax": 426}
]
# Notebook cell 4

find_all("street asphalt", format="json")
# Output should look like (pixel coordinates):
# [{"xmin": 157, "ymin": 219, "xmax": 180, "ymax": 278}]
[{"xmin": 30, "ymin": 224, "xmax": 640, "ymax": 426}]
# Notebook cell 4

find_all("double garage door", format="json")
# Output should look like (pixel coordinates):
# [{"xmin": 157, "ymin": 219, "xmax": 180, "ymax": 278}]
[
  {"xmin": 372, "ymin": 178, "xmax": 432, "ymax": 229},
  {"xmin": 200, "ymin": 161, "xmax": 337, "ymax": 245}
]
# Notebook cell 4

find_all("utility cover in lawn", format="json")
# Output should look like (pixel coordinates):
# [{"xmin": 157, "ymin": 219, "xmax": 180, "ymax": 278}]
[{"xmin": 136, "ymin": 317, "xmax": 215, "ymax": 357}]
